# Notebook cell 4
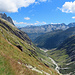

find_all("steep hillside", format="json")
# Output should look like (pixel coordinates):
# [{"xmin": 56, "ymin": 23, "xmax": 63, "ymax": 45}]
[
  {"xmin": 0, "ymin": 18, "xmax": 59, "ymax": 75},
  {"xmin": 0, "ymin": 18, "xmax": 31, "ymax": 44},
  {"xmin": 34, "ymin": 27, "xmax": 75, "ymax": 49},
  {"xmin": 46, "ymin": 35, "xmax": 75, "ymax": 75},
  {"xmin": 57, "ymin": 35, "xmax": 75, "ymax": 62}
]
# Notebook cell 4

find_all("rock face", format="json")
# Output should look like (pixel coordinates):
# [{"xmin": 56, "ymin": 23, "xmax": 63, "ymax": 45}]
[
  {"xmin": 20, "ymin": 23, "xmax": 69, "ymax": 34},
  {"xmin": 0, "ymin": 13, "xmax": 14, "ymax": 25},
  {"xmin": 16, "ymin": 45, "xmax": 23, "ymax": 52}
]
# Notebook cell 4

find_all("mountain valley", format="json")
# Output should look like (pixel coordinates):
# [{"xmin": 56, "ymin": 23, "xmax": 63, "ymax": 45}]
[
  {"xmin": 0, "ymin": 13, "xmax": 75, "ymax": 75},
  {"xmin": 0, "ymin": 0, "xmax": 75, "ymax": 75},
  {"xmin": 46, "ymin": 35, "xmax": 75, "ymax": 75},
  {"xmin": 34, "ymin": 27, "xmax": 75, "ymax": 49},
  {"xmin": 19, "ymin": 17, "xmax": 75, "ymax": 75}
]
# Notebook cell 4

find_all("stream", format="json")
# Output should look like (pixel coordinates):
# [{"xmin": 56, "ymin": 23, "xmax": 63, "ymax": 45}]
[
  {"xmin": 48, "ymin": 57, "xmax": 60, "ymax": 74},
  {"xmin": 40, "ymin": 48, "xmax": 62, "ymax": 75}
]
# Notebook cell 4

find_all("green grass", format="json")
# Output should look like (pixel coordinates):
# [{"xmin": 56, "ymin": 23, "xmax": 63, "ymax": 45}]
[
  {"xmin": 46, "ymin": 49, "xmax": 69, "ymax": 67},
  {"xmin": 0, "ymin": 18, "xmax": 59, "ymax": 75},
  {"xmin": 46, "ymin": 37, "xmax": 75, "ymax": 75},
  {"xmin": 0, "ymin": 55, "xmax": 15, "ymax": 75},
  {"xmin": 0, "ymin": 30, "xmax": 59, "ymax": 75}
]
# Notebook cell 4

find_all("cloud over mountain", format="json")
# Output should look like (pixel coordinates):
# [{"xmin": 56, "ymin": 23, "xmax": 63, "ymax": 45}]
[{"xmin": 13, "ymin": 20, "xmax": 46, "ymax": 26}]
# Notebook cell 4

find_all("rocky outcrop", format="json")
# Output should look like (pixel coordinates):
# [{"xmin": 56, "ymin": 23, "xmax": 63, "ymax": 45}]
[
  {"xmin": 16, "ymin": 45, "xmax": 23, "ymax": 52},
  {"xmin": 28, "ymin": 49, "xmax": 38, "ymax": 56},
  {"xmin": 0, "ymin": 13, "xmax": 14, "ymax": 25}
]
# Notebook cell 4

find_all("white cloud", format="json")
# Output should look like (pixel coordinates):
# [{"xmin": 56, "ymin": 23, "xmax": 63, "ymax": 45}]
[
  {"xmin": 35, "ymin": 2, "xmax": 40, "ymax": 4},
  {"xmin": 24, "ymin": 17, "xmax": 30, "ymax": 20},
  {"xmin": 42, "ymin": 21, "xmax": 47, "ymax": 24},
  {"xmin": 34, "ymin": 21, "xmax": 46, "ymax": 25},
  {"xmin": 39, "ymin": 0, "xmax": 47, "ymax": 2},
  {"xmin": 13, "ymin": 20, "xmax": 26, "ymax": 24},
  {"xmin": 0, "ymin": 0, "xmax": 49, "ymax": 12},
  {"xmin": 13, "ymin": 20, "xmax": 46, "ymax": 26},
  {"xmin": 51, "ymin": 23, "xmax": 60, "ymax": 24},
  {"xmin": 0, "ymin": 0, "xmax": 35, "ymax": 12},
  {"xmin": 58, "ymin": 1, "xmax": 75, "ymax": 13},
  {"xmin": 72, "ymin": 16, "xmax": 75, "ymax": 19}
]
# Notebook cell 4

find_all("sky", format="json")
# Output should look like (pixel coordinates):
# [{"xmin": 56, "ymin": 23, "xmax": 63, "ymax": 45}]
[{"xmin": 0, "ymin": 0, "xmax": 75, "ymax": 27}]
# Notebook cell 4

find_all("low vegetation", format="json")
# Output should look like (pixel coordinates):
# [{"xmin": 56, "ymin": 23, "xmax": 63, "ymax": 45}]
[
  {"xmin": 46, "ymin": 35, "xmax": 75, "ymax": 75},
  {"xmin": 0, "ymin": 18, "xmax": 59, "ymax": 75}
]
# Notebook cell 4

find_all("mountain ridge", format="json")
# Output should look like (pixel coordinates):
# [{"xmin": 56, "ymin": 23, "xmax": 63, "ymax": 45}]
[
  {"xmin": 0, "ymin": 13, "xmax": 14, "ymax": 25},
  {"xmin": 20, "ymin": 22, "xmax": 75, "ymax": 41}
]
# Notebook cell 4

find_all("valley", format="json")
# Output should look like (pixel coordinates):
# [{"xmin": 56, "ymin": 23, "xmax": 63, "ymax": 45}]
[
  {"xmin": 20, "ymin": 23, "xmax": 75, "ymax": 75},
  {"xmin": 0, "ymin": 0, "xmax": 75, "ymax": 75},
  {"xmin": 0, "ymin": 13, "xmax": 75, "ymax": 75}
]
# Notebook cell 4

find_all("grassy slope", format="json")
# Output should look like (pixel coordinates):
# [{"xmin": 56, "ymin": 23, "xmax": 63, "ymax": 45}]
[
  {"xmin": 46, "ymin": 35, "xmax": 75, "ymax": 74},
  {"xmin": 0, "ymin": 18, "xmax": 59, "ymax": 75}
]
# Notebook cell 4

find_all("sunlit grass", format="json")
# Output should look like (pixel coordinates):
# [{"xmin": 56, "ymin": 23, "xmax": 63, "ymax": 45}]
[{"xmin": 0, "ymin": 18, "xmax": 59, "ymax": 75}]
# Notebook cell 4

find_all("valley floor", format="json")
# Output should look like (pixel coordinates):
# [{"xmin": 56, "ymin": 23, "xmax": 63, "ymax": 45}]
[{"xmin": 40, "ymin": 48, "xmax": 62, "ymax": 75}]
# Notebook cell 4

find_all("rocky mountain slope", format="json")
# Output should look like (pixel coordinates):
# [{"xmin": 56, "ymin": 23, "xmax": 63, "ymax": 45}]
[
  {"xmin": 68, "ymin": 23, "xmax": 75, "ymax": 27},
  {"xmin": 0, "ymin": 17, "xmax": 59, "ymax": 75},
  {"xmin": 0, "ymin": 13, "xmax": 14, "ymax": 25},
  {"xmin": 20, "ymin": 23, "xmax": 68, "ymax": 33},
  {"xmin": 46, "ymin": 35, "xmax": 75, "ymax": 75},
  {"xmin": 34, "ymin": 27, "xmax": 75, "ymax": 49}
]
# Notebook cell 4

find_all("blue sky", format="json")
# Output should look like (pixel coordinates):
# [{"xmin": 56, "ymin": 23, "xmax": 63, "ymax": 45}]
[{"xmin": 0, "ymin": 0, "xmax": 75, "ymax": 27}]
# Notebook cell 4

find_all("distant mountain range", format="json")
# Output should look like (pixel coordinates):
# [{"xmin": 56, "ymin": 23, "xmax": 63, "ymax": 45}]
[
  {"xmin": 34, "ymin": 27, "xmax": 75, "ymax": 49},
  {"xmin": 20, "ymin": 23, "xmax": 75, "ymax": 41}
]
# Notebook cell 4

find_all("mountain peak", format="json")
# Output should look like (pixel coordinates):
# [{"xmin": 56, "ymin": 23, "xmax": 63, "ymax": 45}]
[
  {"xmin": 0, "ymin": 13, "xmax": 14, "ymax": 25},
  {"xmin": 68, "ymin": 22, "xmax": 75, "ymax": 27}
]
